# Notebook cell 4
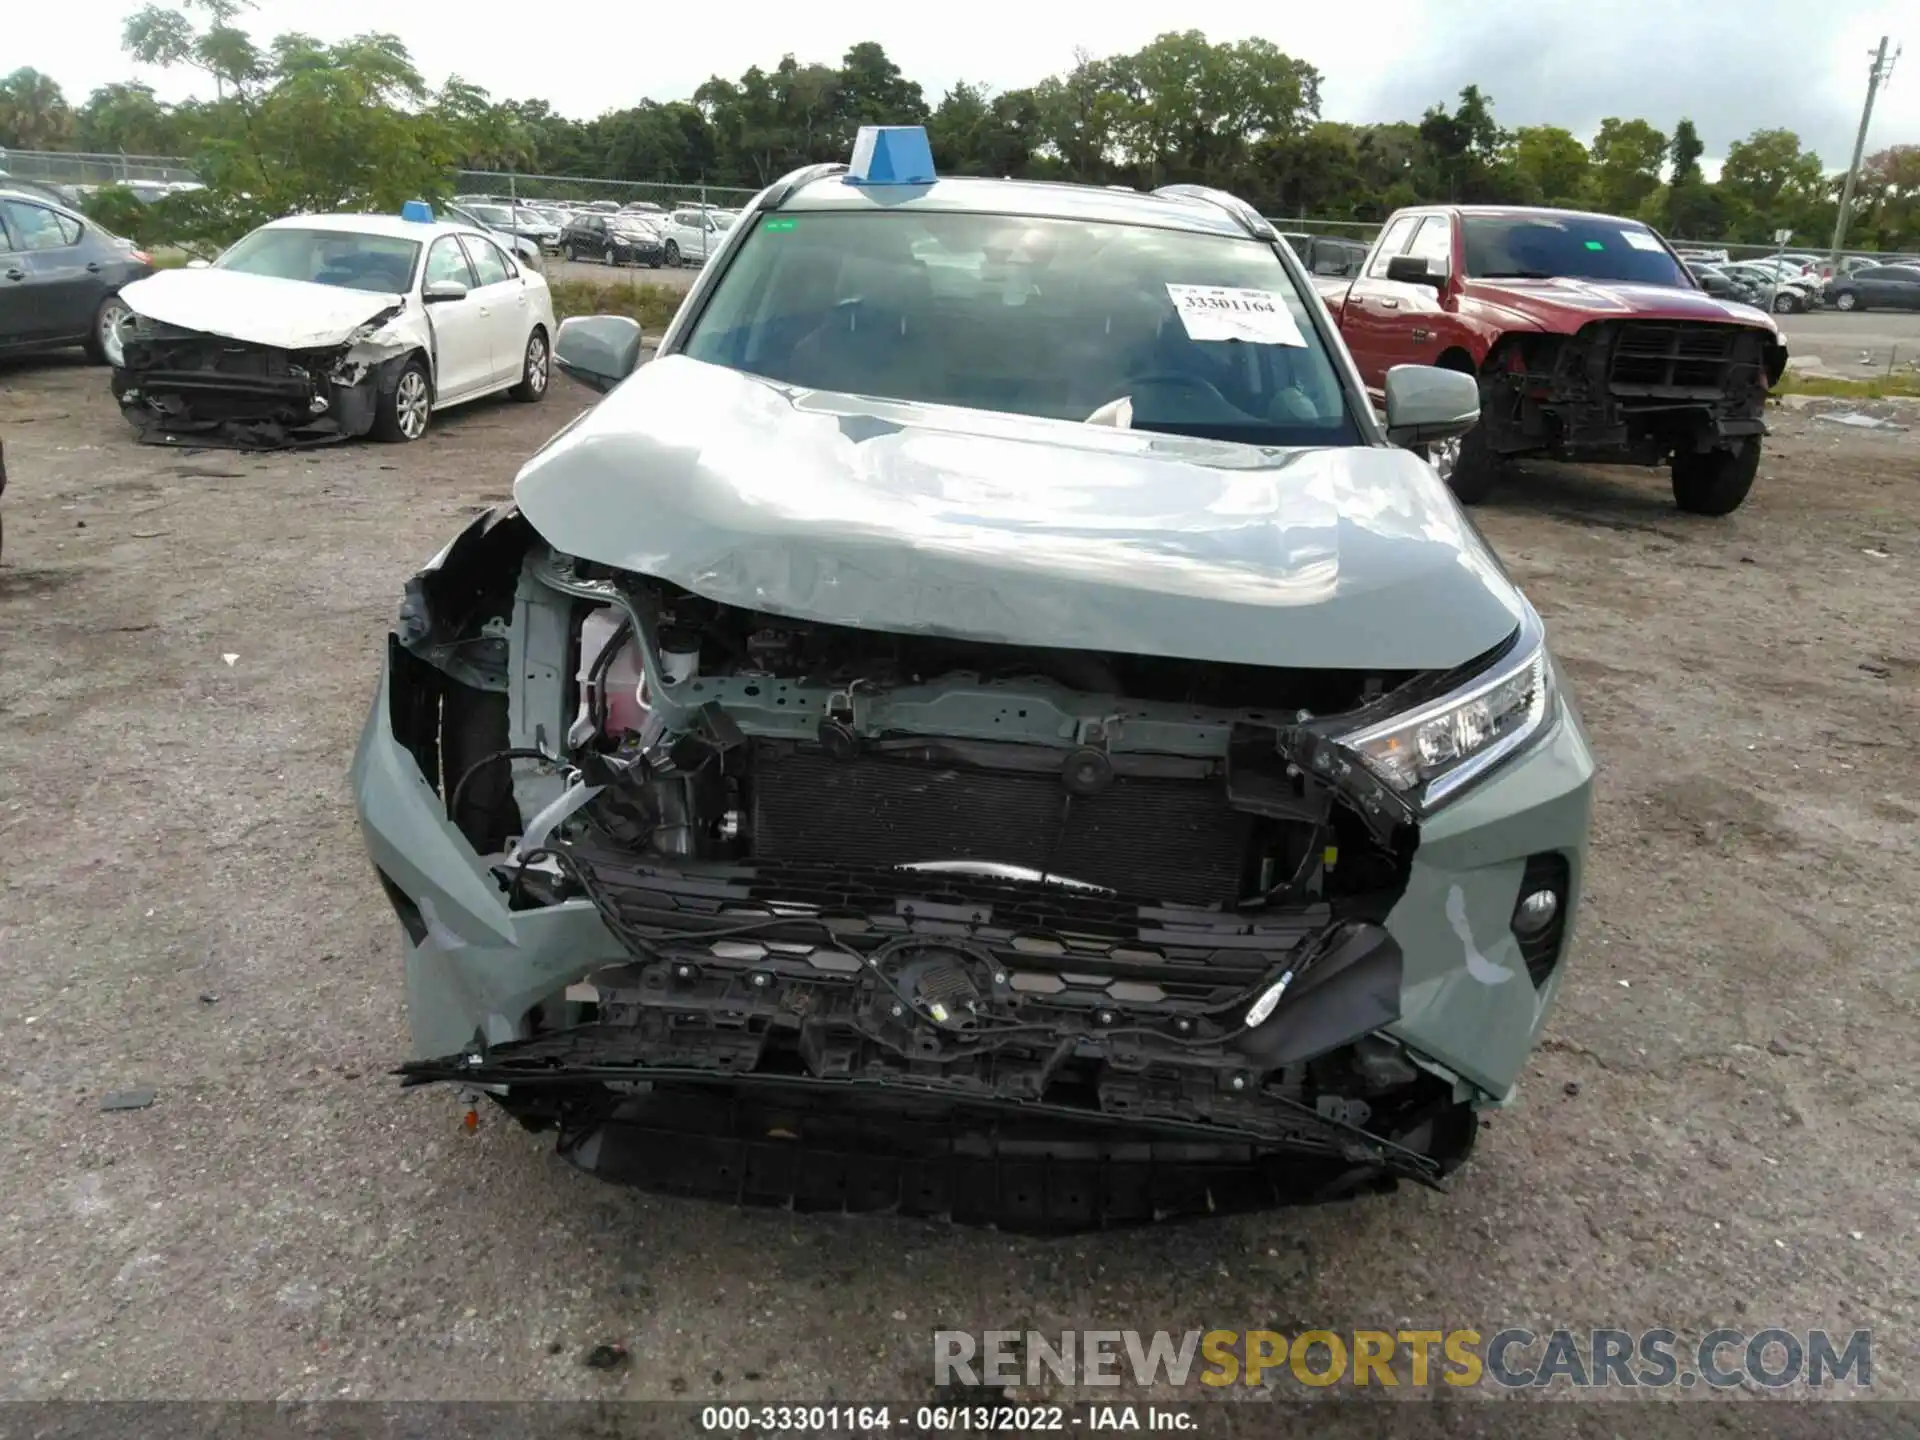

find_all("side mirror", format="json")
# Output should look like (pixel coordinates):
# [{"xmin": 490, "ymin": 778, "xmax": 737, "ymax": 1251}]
[
  {"xmin": 555, "ymin": 315, "xmax": 643, "ymax": 394},
  {"xmin": 186, "ymin": 259, "xmax": 211, "ymax": 270},
  {"xmin": 1385, "ymin": 253, "xmax": 1447, "ymax": 288},
  {"xmin": 1383, "ymin": 365, "xmax": 1479, "ymax": 449},
  {"xmin": 423, "ymin": 279, "xmax": 468, "ymax": 304}
]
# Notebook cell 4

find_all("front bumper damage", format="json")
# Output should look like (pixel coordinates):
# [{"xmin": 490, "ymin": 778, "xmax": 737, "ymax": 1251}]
[
  {"xmin": 353, "ymin": 516, "xmax": 1595, "ymax": 1230},
  {"xmin": 1480, "ymin": 319, "xmax": 1788, "ymax": 465},
  {"xmin": 111, "ymin": 310, "xmax": 409, "ymax": 449}
]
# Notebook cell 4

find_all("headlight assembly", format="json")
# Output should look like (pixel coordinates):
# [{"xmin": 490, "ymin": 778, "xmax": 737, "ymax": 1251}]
[{"xmin": 1335, "ymin": 615, "xmax": 1555, "ymax": 809}]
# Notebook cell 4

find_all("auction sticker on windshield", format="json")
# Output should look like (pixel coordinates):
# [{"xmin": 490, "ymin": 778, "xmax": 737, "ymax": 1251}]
[
  {"xmin": 1621, "ymin": 230, "xmax": 1666, "ymax": 252},
  {"xmin": 1166, "ymin": 284, "xmax": 1307, "ymax": 346}
]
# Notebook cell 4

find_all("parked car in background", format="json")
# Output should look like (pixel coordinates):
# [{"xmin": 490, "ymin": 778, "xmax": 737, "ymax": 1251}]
[
  {"xmin": 0, "ymin": 186, "xmax": 155, "ymax": 365},
  {"xmin": 1725, "ymin": 260, "xmax": 1818, "ymax": 313},
  {"xmin": 462, "ymin": 202, "xmax": 562, "ymax": 254},
  {"xmin": 1317, "ymin": 205, "xmax": 1786, "ymax": 514},
  {"xmin": 659, "ymin": 206, "xmax": 736, "ymax": 266},
  {"xmin": 1279, "ymin": 232, "xmax": 1369, "ymax": 277},
  {"xmin": 1685, "ymin": 261, "xmax": 1760, "ymax": 305},
  {"xmin": 618, "ymin": 200, "xmax": 665, "ymax": 215},
  {"xmin": 580, "ymin": 200, "xmax": 620, "ymax": 214},
  {"xmin": 442, "ymin": 200, "xmax": 545, "ymax": 271},
  {"xmin": 111, "ymin": 206, "xmax": 556, "ymax": 448},
  {"xmin": 1824, "ymin": 264, "xmax": 1920, "ymax": 312},
  {"xmin": 559, "ymin": 211, "xmax": 666, "ymax": 268}
]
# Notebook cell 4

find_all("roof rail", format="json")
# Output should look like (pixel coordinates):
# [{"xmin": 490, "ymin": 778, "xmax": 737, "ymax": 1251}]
[
  {"xmin": 1152, "ymin": 184, "xmax": 1277, "ymax": 242},
  {"xmin": 761, "ymin": 163, "xmax": 850, "ymax": 212}
]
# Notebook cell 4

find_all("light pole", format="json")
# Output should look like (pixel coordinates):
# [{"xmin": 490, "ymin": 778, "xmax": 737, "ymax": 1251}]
[{"xmin": 1827, "ymin": 35, "xmax": 1900, "ymax": 273}]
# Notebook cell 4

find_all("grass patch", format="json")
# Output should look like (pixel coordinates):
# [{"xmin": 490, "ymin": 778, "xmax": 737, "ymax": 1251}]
[
  {"xmin": 1774, "ymin": 371, "xmax": 1920, "ymax": 400},
  {"xmin": 546, "ymin": 276, "xmax": 685, "ymax": 334}
]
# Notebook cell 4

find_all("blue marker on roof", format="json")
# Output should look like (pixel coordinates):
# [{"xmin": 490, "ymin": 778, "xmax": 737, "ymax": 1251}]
[
  {"xmin": 844, "ymin": 126, "xmax": 935, "ymax": 186},
  {"xmin": 400, "ymin": 200, "xmax": 435, "ymax": 223}
]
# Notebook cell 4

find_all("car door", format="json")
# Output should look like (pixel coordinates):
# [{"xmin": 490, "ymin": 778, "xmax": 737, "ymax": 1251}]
[
  {"xmin": 1338, "ymin": 213, "xmax": 1425, "ymax": 394},
  {"xmin": 419, "ymin": 235, "xmax": 491, "ymax": 401},
  {"xmin": 0, "ymin": 198, "xmax": 94, "ymax": 343},
  {"xmin": 459, "ymin": 233, "xmax": 532, "ymax": 387}
]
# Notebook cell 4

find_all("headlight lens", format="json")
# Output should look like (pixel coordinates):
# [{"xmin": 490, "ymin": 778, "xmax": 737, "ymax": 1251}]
[{"xmin": 1337, "ymin": 628, "xmax": 1554, "ymax": 807}]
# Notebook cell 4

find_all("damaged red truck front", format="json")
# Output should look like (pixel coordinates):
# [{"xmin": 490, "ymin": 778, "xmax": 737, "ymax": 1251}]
[{"xmin": 1318, "ymin": 205, "xmax": 1788, "ymax": 514}]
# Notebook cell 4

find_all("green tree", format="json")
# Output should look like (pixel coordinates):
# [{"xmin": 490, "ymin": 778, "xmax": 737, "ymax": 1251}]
[
  {"xmin": 1718, "ymin": 127, "xmax": 1826, "ymax": 243},
  {"xmin": 1418, "ymin": 86, "xmax": 1507, "ymax": 201},
  {"xmin": 927, "ymin": 82, "xmax": 1036, "ymax": 176},
  {"xmin": 119, "ymin": 0, "xmax": 466, "ymax": 249},
  {"xmin": 1105, "ymin": 31, "xmax": 1321, "ymax": 188},
  {"xmin": 1511, "ymin": 125, "xmax": 1590, "ymax": 207},
  {"xmin": 1588, "ymin": 116, "xmax": 1668, "ymax": 215},
  {"xmin": 1662, "ymin": 117, "xmax": 1718, "ymax": 236},
  {"xmin": 73, "ymin": 81, "xmax": 177, "ymax": 154},
  {"xmin": 0, "ymin": 67, "xmax": 74, "ymax": 149},
  {"xmin": 1855, "ymin": 144, "xmax": 1920, "ymax": 252}
]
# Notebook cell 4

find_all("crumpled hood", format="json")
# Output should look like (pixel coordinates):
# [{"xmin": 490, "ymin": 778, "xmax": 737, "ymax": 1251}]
[
  {"xmin": 118, "ymin": 268, "xmax": 406, "ymax": 349},
  {"xmin": 1463, "ymin": 276, "xmax": 1779, "ymax": 334},
  {"xmin": 514, "ymin": 356, "xmax": 1528, "ymax": 671}
]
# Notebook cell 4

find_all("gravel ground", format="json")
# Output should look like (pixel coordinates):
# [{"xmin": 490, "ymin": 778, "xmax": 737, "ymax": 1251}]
[{"xmin": 0, "ymin": 358, "xmax": 1914, "ymax": 1411}]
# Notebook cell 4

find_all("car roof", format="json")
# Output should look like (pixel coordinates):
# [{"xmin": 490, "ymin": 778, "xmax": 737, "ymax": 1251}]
[
  {"xmin": 782, "ymin": 174, "xmax": 1257, "ymax": 238},
  {"xmin": 257, "ymin": 211, "xmax": 496, "ymax": 244}
]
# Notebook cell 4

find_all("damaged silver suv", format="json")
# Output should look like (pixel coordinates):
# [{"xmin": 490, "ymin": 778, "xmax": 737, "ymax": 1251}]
[{"xmin": 352, "ymin": 128, "xmax": 1595, "ymax": 1231}]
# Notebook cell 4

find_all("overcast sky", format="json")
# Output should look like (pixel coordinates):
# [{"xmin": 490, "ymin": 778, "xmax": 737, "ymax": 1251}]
[{"xmin": 16, "ymin": 0, "xmax": 1915, "ymax": 174}]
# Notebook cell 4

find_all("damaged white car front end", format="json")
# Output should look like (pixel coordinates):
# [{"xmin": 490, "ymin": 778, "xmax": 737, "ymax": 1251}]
[{"xmin": 111, "ymin": 268, "xmax": 430, "ymax": 448}]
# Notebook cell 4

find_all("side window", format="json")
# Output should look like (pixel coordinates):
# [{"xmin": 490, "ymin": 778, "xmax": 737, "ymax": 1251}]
[
  {"xmin": 1366, "ymin": 215, "xmax": 1421, "ymax": 278},
  {"xmin": 425, "ymin": 236, "xmax": 476, "ymax": 289},
  {"xmin": 465, "ymin": 237, "xmax": 511, "ymax": 286},
  {"xmin": 1, "ymin": 200, "xmax": 74, "ymax": 252},
  {"xmin": 1408, "ymin": 215, "xmax": 1452, "ymax": 271}
]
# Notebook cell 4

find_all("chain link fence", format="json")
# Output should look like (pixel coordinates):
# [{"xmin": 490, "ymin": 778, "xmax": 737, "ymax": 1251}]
[
  {"xmin": 0, "ymin": 148, "xmax": 201, "ymax": 190},
  {"xmin": 452, "ymin": 171, "xmax": 757, "ymax": 213}
]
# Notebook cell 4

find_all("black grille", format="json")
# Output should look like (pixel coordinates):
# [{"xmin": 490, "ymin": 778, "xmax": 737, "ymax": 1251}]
[
  {"xmin": 748, "ymin": 744, "xmax": 1252, "ymax": 907},
  {"xmin": 1608, "ymin": 323, "xmax": 1742, "ymax": 391}
]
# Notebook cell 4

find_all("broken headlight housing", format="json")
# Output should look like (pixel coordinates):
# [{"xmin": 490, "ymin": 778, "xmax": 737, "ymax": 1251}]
[{"xmin": 1338, "ymin": 614, "xmax": 1554, "ymax": 809}]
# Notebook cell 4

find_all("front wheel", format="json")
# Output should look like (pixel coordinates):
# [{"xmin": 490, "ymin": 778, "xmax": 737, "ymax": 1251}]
[
  {"xmin": 1672, "ymin": 438, "xmax": 1760, "ymax": 516},
  {"xmin": 374, "ymin": 357, "xmax": 432, "ymax": 442},
  {"xmin": 509, "ymin": 329, "xmax": 549, "ymax": 403},
  {"xmin": 1834, "ymin": 290, "xmax": 1860, "ymax": 312},
  {"xmin": 604, "ymin": 245, "xmax": 619, "ymax": 268},
  {"xmin": 664, "ymin": 240, "xmax": 680, "ymax": 267},
  {"xmin": 562, "ymin": 242, "xmax": 577, "ymax": 263},
  {"xmin": 1771, "ymin": 290, "xmax": 1800, "ymax": 314},
  {"xmin": 86, "ymin": 294, "xmax": 132, "ymax": 366}
]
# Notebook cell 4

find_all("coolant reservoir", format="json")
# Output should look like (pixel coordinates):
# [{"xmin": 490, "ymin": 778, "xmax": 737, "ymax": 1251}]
[{"xmin": 574, "ymin": 606, "xmax": 646, "ymax": 736}]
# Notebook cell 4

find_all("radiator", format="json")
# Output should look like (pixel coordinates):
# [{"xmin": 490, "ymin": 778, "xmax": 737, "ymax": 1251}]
[{"xmin": 748, "ymin": 744, "xmax": 1251, "ymax": 907}]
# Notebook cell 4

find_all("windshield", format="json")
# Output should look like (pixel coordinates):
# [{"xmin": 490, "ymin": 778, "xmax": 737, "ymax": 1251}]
[
  {"xmin": 512, "ymin": 208, "xmax": 550, "ymax": 227},
  {"xmin": 469, "ymin": 204, "xmax": 511, "ymax": 226},
  {"xmin": 682, "ymin": 209, "xmax": 1358, "ymax": 447},
  {"xmin": 214, "ymin": 227, "xmax": 421, "ymax": 293},
  {"xmin": 1463, "ymin": 214, "xmax": 1690, "ymax": 287}
]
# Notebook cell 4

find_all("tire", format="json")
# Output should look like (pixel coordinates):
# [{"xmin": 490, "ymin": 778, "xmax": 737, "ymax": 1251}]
[
  {"xmin": 664, "ymin": 240, "xmax": 680, "ymax": 267},
  {"xmin": 85, "ymin": 294, "xmax": 132, "ymax": 366},
  {"xmin": 563, "ymin": 242, "xmax": 577, "ymax": 263},
  {"xmin": 373, "ymin": 356, "xmax": 432, "ymax": 442},
  {"xmin": 1671, "ymin": 438, "xmax": 1760, "ymax": 516},
  {"xmin": 604, "ymin": 245, "xmax": 619, "ymax": 268},
  {"xmin": 1834, "ymin": 290, "xmax": 1860, "ymax": 312},
  {"xmin": 508, "ymin": 328, "xmax": 549, "ymax": 403},
  {"xmin": 1771, "ymin": 290, "xmax": 1798, "ymax": 314}
]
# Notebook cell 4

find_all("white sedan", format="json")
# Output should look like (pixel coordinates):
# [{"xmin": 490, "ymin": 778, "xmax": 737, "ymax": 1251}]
[{"xmin": 111, "ymin": 208, "xmax": 558, "ymax": 447}]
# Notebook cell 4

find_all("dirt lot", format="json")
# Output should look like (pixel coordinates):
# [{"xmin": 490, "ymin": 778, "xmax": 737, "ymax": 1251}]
[{"xmin": 0, "ymin": 356, "xmax": 1915, "ymax": 1412}]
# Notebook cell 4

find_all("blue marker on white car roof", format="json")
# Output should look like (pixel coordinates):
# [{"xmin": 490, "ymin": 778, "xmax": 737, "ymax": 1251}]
[
  {"xmin": 843, "ymin": 125, "xmax": 935, "ymax": 186},
  {"xmin": 400, "ymin": 200, "xmax": 434, "ymax": 223}
]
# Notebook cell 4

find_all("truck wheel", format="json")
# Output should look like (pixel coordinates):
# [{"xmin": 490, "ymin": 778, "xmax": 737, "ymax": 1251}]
[
  {"xmin": 1433, "ymin": 422, "xmax": 1499, "ymax": 504},
  {"xmin": 1671, "ymin": 439, "xmax": 1760, "ymax": 516}
]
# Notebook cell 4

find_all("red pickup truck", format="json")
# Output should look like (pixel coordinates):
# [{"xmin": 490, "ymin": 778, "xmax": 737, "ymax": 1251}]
[{"xmin": 1317, "ymin": 206, "xmax": 1788, "ymax": 515}]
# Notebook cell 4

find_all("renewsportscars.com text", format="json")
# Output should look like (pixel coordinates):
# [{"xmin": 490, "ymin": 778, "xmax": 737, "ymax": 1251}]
[{"xmin": 933, "ymin": 1328, "xmax": 1871, "ymax": 1390}]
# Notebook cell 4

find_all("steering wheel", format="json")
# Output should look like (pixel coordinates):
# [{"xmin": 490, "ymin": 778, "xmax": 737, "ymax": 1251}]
[{"xmin": 1113, "ymin": 369, "xmax": 1245, "ymax": 422}]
